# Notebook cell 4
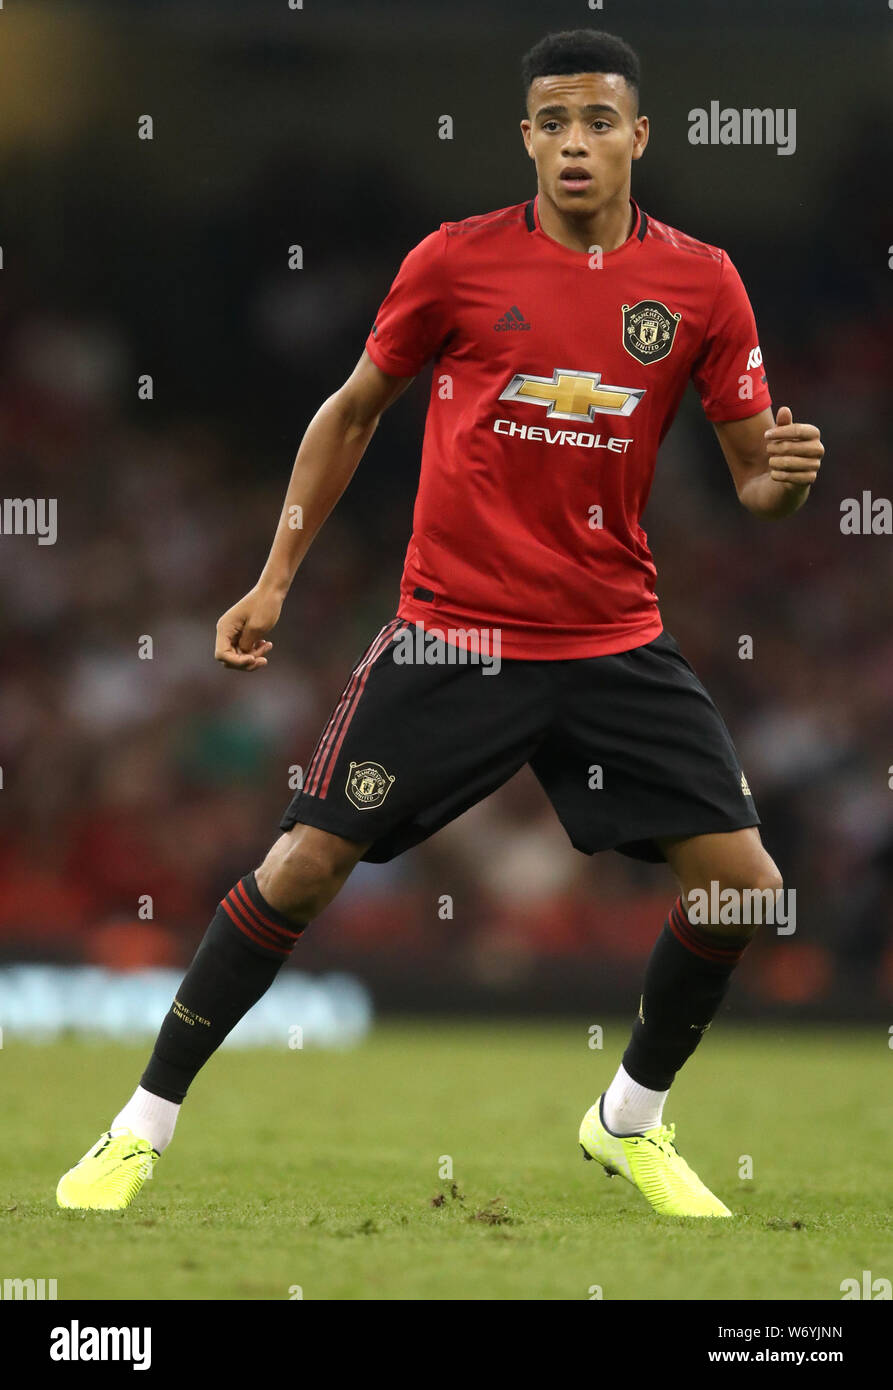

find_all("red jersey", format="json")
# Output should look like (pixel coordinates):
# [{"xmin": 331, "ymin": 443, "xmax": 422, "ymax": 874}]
[{"xmin": 364, "ymin": 196, "xmax": 771, "ymax": 659}]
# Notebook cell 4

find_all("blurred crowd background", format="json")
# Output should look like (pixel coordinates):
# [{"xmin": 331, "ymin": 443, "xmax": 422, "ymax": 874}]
[{"xmin": 0, "ymin": 0, "xmax": 890, "ymax": 1017}]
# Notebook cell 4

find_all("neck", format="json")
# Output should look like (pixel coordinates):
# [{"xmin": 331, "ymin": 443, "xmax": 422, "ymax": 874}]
[{"xmin": 536, "ymin": 186, "xmax": 634, "ymax": 254}]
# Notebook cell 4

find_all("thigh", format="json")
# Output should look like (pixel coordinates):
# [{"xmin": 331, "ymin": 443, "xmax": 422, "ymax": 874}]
[
  {"xmin": 279, "ymin": 619, "xmax": 553, "ymax": 862},
  {"xmin": 531, "ymin": 630, "xmax": 759, "ymax": 862}
]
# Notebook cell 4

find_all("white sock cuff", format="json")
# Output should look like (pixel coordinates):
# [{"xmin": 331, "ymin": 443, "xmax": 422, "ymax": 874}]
[
  {"xmin": 602, "ymin": 1063, "xmax": 669, "ymax": 1136},
  {"xmin": 111, "ymin": 1084, "xmax": 180, "ymax": 1154}
]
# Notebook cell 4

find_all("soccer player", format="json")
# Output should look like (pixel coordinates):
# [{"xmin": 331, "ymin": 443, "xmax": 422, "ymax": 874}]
[{"xmin": 58, "ymin": 29, "xmax": 823, "ymax": 1217}]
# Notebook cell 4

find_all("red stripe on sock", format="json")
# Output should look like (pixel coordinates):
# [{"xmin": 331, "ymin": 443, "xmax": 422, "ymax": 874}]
[
  {"xmin": 225, "ymin": 891, "xmax": 288, "ymax": 953},
  {"xmin": 224, "ymin": 890, "xmax": 279, "ymax": 946},
  {"xmin": 221, "ymin": 894, "xmax": 290, "ymax": 957},
  {"xmin": 235, "ymin": 879, "xmax": 300, "ymax": 944},
  {"xmin": 668, "ymin": 897, "xmax": 745, "ymax": 964},
  {"xmin": 669, "ymin": 898, "xmax": 690, "ymax": 935}
]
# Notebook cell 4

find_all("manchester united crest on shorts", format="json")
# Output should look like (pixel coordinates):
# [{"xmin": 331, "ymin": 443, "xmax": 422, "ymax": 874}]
[
  {"xmin": 621, "ymin": 300, "xmax": 682, "ymax": 364},
  {"xmin": 346, "ymin": 760, "xmax": 395, "ymax": 810}
]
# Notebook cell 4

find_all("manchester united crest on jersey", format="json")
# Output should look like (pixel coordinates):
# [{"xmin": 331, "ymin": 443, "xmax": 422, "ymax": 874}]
[
  {"xmin": 621, "ymin": 300, "xmax": 682, "ymax": 364},
  {"xmin": 346, "ymin": 760, "xmax": 395, "ymax": 810}
]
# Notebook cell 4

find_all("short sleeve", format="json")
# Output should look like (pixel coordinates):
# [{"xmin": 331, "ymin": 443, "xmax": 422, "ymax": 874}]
[
  {"xmin": 691, "ymin": 252, "xmax": 772, "ymax": 422},
  {"xmin": 364, "ymin": 226, "xmax": 450, "ymax": 377}
]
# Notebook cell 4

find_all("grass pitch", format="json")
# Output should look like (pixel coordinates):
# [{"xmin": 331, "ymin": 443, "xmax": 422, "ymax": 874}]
[{"xmin": 2, "ymin": 1021, "xmax": 891, "ymax": 1300}]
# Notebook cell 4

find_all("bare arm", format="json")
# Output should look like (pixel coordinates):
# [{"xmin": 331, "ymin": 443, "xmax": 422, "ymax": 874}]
[
  {"xmin": 713, "ymin": 404, "xmax": 824, "ymax": 520},
  {"xmin": 215, "ymin": 351, "xmax": 414, "ymax": 670}
]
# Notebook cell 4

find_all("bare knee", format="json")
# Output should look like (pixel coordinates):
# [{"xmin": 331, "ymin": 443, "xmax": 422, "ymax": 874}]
[
  {"xmin": 749, "ymin": 860, "xmax": 784, "ymax": 897},
  {"xmin": 666, "ymin": 832, "xmax": 782, "ymax": 900},
  {"xmin": 729, "ymin": 847, "xmax": 783, "ymax": 899},
  {"xmin": 682, "ymin": 854, "xmax": 784, "ymax": 938},
  {"xmin": 255, "ymin": 826, "xmax": 369, "ymax": 922}
]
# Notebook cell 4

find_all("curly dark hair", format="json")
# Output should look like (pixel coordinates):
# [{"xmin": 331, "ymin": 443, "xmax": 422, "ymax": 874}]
[{"xmin": 521, "ymin": 30, "xmax": 641, "ymax": 107}]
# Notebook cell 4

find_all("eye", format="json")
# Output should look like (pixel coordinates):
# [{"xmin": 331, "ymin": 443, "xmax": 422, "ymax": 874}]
[
  {"xmin": 593, "ymin": 120, "xmax": 611, "ymax": 131},
  {"xmin": 542, "ymin": 121, "xmax": 560, "ymax": 132}
]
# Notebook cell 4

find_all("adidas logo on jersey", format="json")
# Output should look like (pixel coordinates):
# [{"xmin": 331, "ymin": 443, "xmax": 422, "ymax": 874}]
[{"xmin": 494, "ymin": 305, "xmax": 531, "ymax": 331}]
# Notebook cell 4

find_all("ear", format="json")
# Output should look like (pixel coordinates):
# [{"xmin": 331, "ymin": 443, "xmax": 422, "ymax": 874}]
[
  {"xmin": 631, "ymin": 115, "xmax": 649, "ymax": 162},
  {"xmin": 520, "ymin": 119, "xmax": 535, "ymax": 159}
]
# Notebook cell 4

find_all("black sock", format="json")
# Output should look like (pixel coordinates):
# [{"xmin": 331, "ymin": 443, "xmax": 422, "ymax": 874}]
[
  {"xmin": 621, "ymin": 895, "xmax": 752, "ymax": 1091},
  {"xmin": 141, "ymin": 873, "xmax": 306, "ymax": 1103}
]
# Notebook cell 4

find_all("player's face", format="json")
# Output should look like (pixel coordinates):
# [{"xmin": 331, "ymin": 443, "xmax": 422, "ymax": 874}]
[{"xmin": 520, "ymin": 72, "xmax": 648, "ymax": 214}]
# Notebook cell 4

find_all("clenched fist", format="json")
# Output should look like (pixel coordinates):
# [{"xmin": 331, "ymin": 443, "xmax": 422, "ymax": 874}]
[
  {"xmin": 215, "ymin": 585, "xmax": 283, "ymax": 671},
  {"xmin": 764, "ymin": 405, "xmax": 824, "ymax": 488}
]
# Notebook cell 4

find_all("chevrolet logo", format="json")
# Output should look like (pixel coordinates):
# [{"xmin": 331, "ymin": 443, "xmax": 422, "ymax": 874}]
[{"xmin": 498, "ymin": 368, "xmax": 644, "ymax": 421}]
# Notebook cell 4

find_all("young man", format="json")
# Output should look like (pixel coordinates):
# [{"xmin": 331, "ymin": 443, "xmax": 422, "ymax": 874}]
[{"xmin": 58, "ymin": 30, "xmax": 823, "ymax": 1218}]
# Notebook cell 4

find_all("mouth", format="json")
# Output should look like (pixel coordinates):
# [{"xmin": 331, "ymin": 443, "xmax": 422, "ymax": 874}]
[{"xmin": 559, "ymin": 166, "xmax": 593, "ymax": 193}]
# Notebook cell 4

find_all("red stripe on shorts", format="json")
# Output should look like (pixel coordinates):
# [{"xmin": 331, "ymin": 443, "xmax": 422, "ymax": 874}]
[{"xmin": 304, "ymin": 620, "xmax": 401, "ymax": 798}]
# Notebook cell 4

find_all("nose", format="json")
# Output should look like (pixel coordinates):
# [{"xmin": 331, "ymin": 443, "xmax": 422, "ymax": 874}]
[{"xmin": 560, "ymin": 122, "xmax": 589, "ymax": 155}]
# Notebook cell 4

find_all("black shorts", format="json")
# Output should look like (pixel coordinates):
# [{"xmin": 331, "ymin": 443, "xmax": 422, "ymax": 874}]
[{"xmin": 279, "ymin": 620, "xmax": 759, "ymax": 864}]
